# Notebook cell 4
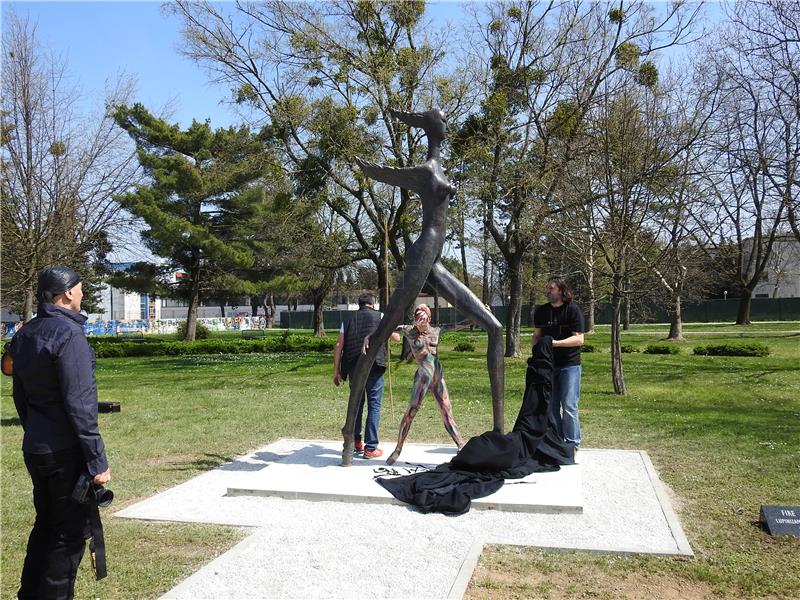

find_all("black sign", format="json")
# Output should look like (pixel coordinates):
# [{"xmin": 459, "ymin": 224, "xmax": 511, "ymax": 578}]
[{"xmin": 760, "ymin": 505, "xmax": 800, "ymax": 537}]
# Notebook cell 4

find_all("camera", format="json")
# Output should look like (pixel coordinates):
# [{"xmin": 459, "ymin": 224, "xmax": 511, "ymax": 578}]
[{"xmin": 72, "ymin": 472, "xmax": 114, "ymax": 508}]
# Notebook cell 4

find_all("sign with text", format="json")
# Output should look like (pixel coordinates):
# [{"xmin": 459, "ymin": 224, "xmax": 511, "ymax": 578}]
[{"xmin": 760, "ymin": 505, "xmax": 800, "ymax": 537}]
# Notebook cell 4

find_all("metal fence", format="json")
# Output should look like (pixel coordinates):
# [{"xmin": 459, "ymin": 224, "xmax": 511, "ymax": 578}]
[{"xmin": 281, "ymin": 297, "xmax": 800, "ymax": 330}]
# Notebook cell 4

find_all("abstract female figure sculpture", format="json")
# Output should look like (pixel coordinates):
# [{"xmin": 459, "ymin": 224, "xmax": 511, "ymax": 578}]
[{"xmin": 341, "ymin": 108, "xmax": 504, "ymax": 466}]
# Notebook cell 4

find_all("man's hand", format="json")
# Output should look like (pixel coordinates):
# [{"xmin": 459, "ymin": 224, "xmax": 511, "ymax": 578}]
[
  {"xmin": 362, "ymin": 336, "xmax": 370, "ymax": 354},
  {"xmin": 333, "ymin": 373, "xmax": 342, "ymax": 387},
  {"xmin": 93, "ymin": 468, "xmax": 111, "ymax": 485}
]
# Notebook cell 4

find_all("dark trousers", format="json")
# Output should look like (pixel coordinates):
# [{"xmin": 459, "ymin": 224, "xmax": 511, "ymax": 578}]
[{"xmin": 19, "ymin": 448, "xmax": 89, "ymax": 600}]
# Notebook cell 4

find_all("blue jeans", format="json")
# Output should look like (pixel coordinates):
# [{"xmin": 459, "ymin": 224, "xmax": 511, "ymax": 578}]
[
  {"xmin": 353, "ymin": 367, "xmax": 385, "ymax": 450},
  {"xmin": 551, "ymin": 364, "xmax": 582, "ymax": 447}
]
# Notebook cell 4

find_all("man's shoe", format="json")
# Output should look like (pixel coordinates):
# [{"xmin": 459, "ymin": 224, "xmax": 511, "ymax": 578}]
[
  {"xmin": 354, "ymin": 441, "xmax": 364, "ymax": 454},
  {"xmin": 363, "ymin": 448, "xmax": 383, "ymax": 459}
]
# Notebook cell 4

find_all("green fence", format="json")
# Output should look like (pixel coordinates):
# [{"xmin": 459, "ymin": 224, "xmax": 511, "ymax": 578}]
[{"xmin": 281, "ymin": 297, "xmax": 800, "ymax": 330}]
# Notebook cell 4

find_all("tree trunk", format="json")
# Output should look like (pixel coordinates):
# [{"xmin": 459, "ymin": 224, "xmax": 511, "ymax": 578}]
[
  {"xmin": 23, "ymin": 284, "xmax": 35, "ymax": 322},
  {"xmin": 219, "ymin": 303, "xmax": 226, "ymax": 318},
  {"xmin": 623, "ymin": 271, "xmax": 631, "ymax": 331},
  {"xmin": 312, "ymin": 300, "xmax": 325, "ymax": 337},
  {"xmin": 481, "ymin": 212, "xmax": 491, "ymax": 305},
  {"xmin": 184, "ymin": 275, "xmax": 201, "ymax": 342},
  {"xmin": 250, "ymin": 296, "xmax": 260, "ymax": 317},
  {"xmin": 460, "ymin": 235, "xmax": 470, "ymax": 288},
  {"xmin": 505, "ymin": 254, "xmax": 523, "ymax": 357},
  {"xmin": 266, "ymin": 294, "xmax": 275, "ymax": 328},
  {"xmin": 610, "ymin": 280, "xmax": 627, "ymax": 396},
  {"xmin": 736, "ymin": 288, "xmax": 753, "ymax": 325},
  {"xmin": 585, "ymin": 268, "xmax": 596, "ymax": 333},
  {"xmin": 667, "ymin": 293, "xmax": 684, "ymax": 341}
]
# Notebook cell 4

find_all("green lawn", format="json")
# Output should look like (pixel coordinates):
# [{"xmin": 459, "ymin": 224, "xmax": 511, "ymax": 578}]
[{"xmin": 2, "ymin": 323, "xmax": 799, "ymax": 598}]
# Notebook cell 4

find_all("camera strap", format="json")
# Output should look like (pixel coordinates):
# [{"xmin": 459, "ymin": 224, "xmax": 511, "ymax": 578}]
[{"xmin": 88, "ymin": 503, "xmax": 107, "ymax": 580}]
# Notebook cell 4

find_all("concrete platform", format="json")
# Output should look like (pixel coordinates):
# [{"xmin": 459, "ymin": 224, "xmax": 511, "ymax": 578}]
[
  {"xmin": 226, "ymin": 440, "xmax": 583, "ymax": 513},
  {"xmin": 114, "ymin": 439, "xmax": 693, "ymax": 599}
]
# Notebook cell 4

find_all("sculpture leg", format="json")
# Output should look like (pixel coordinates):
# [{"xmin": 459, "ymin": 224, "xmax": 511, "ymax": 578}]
[
  {"xmin": 429, "ymin": 360, "xmax": 464, "ymax": 448},
  {"xmin": 386, "ymin": 366, "xmax": 431, "ymax": 465},
  {"xmin": 427, "ymin": 262, "xmax": 505, "ymax": 433}
]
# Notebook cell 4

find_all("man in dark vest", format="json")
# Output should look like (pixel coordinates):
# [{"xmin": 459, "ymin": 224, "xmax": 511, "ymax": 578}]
[
  {"xmin": 333, "ymin": 292, "xmax": 398, "ymax": 459},
  {"xmin": 7, "ymin": 267, "xmax": 111, "ymax": 599}
]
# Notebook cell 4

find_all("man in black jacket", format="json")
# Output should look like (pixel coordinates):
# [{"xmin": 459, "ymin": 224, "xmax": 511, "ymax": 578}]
[
  {"xmin": 333, "ymin": 293, "xmax": 399, "ymax": 459},
  {"xmin": 8, "ymin": 267, "xmax": 111, "ymax": 600}
]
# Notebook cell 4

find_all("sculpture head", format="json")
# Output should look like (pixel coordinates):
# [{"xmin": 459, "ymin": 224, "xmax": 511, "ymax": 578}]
[{"xmin": 390, "ymin": 107, "xmax": 447, "ymax": 142}]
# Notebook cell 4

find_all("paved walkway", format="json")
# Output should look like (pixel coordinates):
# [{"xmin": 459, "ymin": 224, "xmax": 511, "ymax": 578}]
[{"xmin": 114, "ymin": 439, "xmax": 692, "ymax": 599}]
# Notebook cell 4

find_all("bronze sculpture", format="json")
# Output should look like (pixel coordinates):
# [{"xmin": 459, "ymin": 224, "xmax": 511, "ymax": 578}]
[{"xmin": 340, "ymin": 108, "xmax": 505, "ymax": 466}]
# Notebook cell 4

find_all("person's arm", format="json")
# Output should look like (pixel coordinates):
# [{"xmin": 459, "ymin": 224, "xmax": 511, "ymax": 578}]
[
  {"xmin": 12, "ymin": 376, "xmax": 28, "ymax": 429},
  {"xmin": 333, "ymin": 332, "xmax": 345, "ymax": 386},
  {"xmin": 532, "ymin": 327, "xmax": 543, "ymax": 349},
  {"xmin": 552, "ymin": 332, "xmax": 584, "ymax": 348},
  {"xmin": 553, "ymin": 304, "xmax": 585, "ymax": 348},
  {"xmin": 362, "ymin": 329, "xmax": 402, "ymax": 354},
  {"xmin": 56, "ymin": 332, "xmax": 108, "ymax": 478}
]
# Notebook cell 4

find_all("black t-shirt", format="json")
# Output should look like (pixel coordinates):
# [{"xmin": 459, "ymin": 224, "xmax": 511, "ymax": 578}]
[{"xmin": 533, "ymin": 301, "xmax": 584, "ymax": 367}]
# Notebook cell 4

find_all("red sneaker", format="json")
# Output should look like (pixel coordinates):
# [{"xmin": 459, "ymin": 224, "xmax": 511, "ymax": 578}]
[
  {"xmin": 353, "ymin": 441, "xmax": 364, "ymax": 454},
  {"xmin": 363, "ymin": 448, "xmax": 383, "ymax": 459}
]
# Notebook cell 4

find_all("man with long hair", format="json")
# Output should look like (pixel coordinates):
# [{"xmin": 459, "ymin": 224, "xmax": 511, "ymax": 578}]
[{"xmin": 532, "ymin": 276, "xmax": 585, "ymax": 454}]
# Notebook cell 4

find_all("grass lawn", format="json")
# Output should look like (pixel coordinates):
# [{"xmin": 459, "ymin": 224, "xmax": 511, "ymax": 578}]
[{"xmin": 2, "ymin": 323, "xmax": 799, "ymax": 598}]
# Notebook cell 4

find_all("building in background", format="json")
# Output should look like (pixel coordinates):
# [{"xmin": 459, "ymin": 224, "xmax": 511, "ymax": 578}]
[{"xmin": 747, "ymin": 235, "xmax": 800, "ymax": 298}]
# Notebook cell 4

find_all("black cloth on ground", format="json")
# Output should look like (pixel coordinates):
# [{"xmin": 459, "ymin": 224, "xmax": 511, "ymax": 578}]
[{"xmin": 376, "ymin": 336, "xmax": 575, "ymax": 515}]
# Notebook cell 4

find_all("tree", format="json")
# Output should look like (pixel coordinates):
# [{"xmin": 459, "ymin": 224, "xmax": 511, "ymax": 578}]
[
  {"xmin": 703, "ymin": 23, "xmax": 789, "ymax": 325},
  {"xmin": 455, "ymin": 0, "xmax": 702, "ymax": 356},
  {"xmin": 112, "ymin": 104, "xmax": 267, "ymax": 340},
  {"xmin": 170, "ymin": 0, "xmax": 467, "ymax": 311},
  {"xmin": 726, "ymin": 1, "xmax": 800, "ymax": 244},
  {"xmin": 1, "ymin": 12, "xmax": 138, "ymax": 319}
]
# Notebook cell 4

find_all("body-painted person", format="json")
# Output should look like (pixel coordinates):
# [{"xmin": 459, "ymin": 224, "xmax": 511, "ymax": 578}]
[{"xmin": 385, "ymin": 304, "xmax": 465, "ymax": 465}]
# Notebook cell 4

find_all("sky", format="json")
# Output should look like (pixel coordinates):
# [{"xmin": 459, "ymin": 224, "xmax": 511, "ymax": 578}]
[
  {"xmin": 3, "ymin": 1, "xmax": 241, "ymax": 128},
  {"xmin": 2, "ymin": 1, "xmax": 465, "ymax": 129}
]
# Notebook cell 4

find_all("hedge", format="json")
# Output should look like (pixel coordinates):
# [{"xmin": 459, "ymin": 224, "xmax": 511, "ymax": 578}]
[
  {"xmin": 90, "ymin": 334, "xmax": 336, "ymax": 358},
  {"xmin": 453, "ymin": 341, "xmax": 476, "ymax": 352},
  {"xmin": 692, "ymin": 343, "xmax": 770, "ymax": 357},
  {"xmin": 643, "ymin": 344, "xmax": 682, "ymax": 355}
]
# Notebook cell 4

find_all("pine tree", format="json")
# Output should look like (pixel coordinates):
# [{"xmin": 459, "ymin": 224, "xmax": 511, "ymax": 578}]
[{"xmin": 113, "ymin": 104, "xmax": 268, "ymax": 340}]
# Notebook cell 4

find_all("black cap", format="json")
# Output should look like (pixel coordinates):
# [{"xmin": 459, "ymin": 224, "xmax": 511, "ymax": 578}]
[{"xmin": 36, "ymin": 267, "xmax": 81, "ymax": 304}]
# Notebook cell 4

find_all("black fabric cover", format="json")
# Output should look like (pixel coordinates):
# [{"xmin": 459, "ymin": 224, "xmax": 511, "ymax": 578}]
[{"xmin": 376, "ymin": 336, "xmax": 575, "ymax": 515}]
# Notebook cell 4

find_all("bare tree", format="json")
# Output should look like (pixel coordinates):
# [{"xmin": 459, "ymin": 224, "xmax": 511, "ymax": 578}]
[
  {"xmin": 726, "ymin": 1, "xmax": 800, "ymax": 244},
  {"xmin": 456, "ymin": 0, "xmax": 702, "ymax": 356},
  {"xmin": 1, "ymin": 12, "xmax": 138, "ymax": 319}
]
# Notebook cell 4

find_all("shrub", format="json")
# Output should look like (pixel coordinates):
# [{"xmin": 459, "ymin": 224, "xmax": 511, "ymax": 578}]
[
  {"xmin": 621, "ymin": 344, "xmax": 640, "ymax": 353},
  {"xmin": 453, "ymin": 341, "xmax": 476, "ymax": 352},
  {"xmin": 693, "ymin": 343, "xmax": 770, "ymax": 357},
  {"xmin": 91, "ymin": 334, "xmax": 336, "ymax": 358},
  {"xmin": 175, "ymin": 320, "xmax": 211, "ymax": 340},
  {"xmin": 643, "ymin": 344, "xmax": 681, "ymax": 355}
]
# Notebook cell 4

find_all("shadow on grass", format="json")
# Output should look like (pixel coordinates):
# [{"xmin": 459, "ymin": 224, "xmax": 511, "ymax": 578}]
[{"xmin": 1, "ymin": 417, "xmax": 21, "ymax": 427}]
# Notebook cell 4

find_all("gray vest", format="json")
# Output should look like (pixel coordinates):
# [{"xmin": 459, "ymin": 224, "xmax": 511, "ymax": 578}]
[{"xmin": 340, "ymin": 307, "xmax": 386, "ymax": 380}]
